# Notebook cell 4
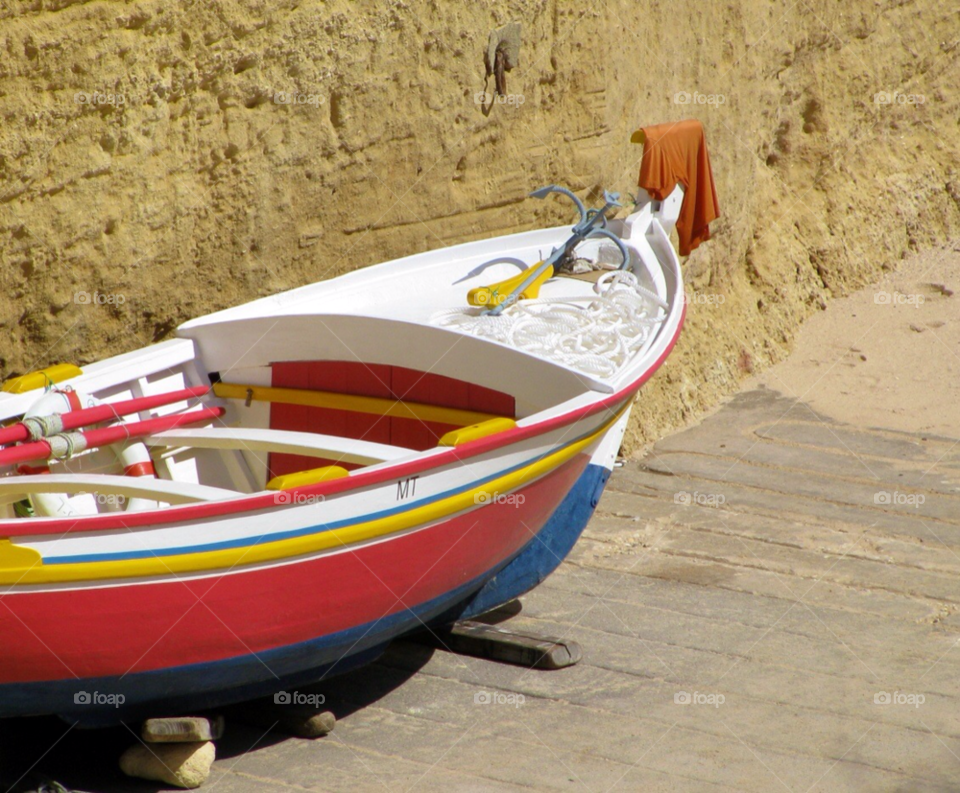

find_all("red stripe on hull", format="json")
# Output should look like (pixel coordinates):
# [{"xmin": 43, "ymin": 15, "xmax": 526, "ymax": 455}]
[{"xmin": 0, "ymin": 453, "xmax": 588, "ymax": 684}]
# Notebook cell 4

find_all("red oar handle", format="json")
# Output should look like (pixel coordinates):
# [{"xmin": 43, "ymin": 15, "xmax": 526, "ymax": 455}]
[
  {"xmin": 61, "ymin": 386, "xmax": 212, "ymax": 433},
  {"xmin": 0, "ymin": 440, "xmax": 55, "ymax": 468},
  {"xmin": 0, "ymin": 385, "xmax": 210, "ymax": 446},
  {"xmin": 82, "ymin": 407, "xmax": 224, "ymax": 448},
  {"xmin": 0, "ymin": 406, "xmax": 224, "ymax": 468},
  {"xmin": 0, "ymin": 426, "xmax": 21, "ymax": 447}
]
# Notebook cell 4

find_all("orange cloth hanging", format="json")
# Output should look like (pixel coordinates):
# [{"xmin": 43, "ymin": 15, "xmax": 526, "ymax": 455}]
[{"xmin": 635, "ymin": 119, "xmax": 720, "ymax": 256}]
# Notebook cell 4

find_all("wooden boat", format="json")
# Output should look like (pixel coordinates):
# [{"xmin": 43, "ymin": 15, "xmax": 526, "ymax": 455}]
[{"xmin": 0, "ymin": 181, "xmax": 688, "ymax": 726}]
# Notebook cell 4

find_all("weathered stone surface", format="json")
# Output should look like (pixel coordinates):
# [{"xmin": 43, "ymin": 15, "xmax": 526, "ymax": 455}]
[
  {"xmin": 142, "ymin": 716, "xmax": 225, "ymax": 743},
  {"xmin": 119, "ymin": 741, "xmax": 215, "ymax": 789}
]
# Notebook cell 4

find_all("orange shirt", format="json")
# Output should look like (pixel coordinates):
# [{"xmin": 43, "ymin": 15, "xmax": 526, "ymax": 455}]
[{"xmin": 637, "ymin": 119, "xmax": 720, "ymax": 256}]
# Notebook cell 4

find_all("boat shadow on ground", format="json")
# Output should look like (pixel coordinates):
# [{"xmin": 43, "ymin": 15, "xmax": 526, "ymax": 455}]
[{"xmin": 0, "ymin": 645, "xmax": 437, "ymax": 793}]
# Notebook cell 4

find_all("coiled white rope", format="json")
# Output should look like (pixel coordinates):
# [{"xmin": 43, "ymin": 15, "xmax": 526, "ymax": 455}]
[{"xmin": 432, "ymin": 271, "xmax": 669, "ymax": 378}]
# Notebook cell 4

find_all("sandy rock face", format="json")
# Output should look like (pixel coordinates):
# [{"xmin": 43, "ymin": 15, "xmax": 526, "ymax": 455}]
[{"xmin": 1, "ymin": 1, "xmax": 958, "ymax": 449}]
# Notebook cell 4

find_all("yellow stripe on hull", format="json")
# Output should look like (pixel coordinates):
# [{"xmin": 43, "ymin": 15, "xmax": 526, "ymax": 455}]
[{"xmin": 1, "ymin": 411, "xmax": 621, "ymax": 586}]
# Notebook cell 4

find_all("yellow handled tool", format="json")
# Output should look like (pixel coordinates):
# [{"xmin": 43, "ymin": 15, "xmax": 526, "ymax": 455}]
[
  {"xmin": 467, "ymin": 263, "xmax": 554, "ymax": 309},
  {"xmin": 470, "ymin": 185, "xmax": 626, "ymax": 315}
]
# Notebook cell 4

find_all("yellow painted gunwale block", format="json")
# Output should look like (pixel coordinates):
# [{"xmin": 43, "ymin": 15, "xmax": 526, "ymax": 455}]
[
  {"xmin": 438, "ymin": 418, "xmax": 517, "ymax": 447},
  {"xmin": 266, "ymin": 466, "xmax": 349, "ymax": 491},
  {"xmin": 2, "ymin": 364, "xmax": 83, "ymax": 394}
]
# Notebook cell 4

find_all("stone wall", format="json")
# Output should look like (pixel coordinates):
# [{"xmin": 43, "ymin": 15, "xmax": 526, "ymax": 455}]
[{"xmin": 2, "ymin": 0, "xmax": 958, "ymax": 451}]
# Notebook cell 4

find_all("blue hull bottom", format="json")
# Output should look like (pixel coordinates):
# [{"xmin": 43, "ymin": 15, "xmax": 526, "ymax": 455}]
[
  {"xmin": 456, "ymin": 463, "xmax": 609, "ymax": 619},
  {"xmin": 0, "ymin": 464, "xmax": 610, "ymax": 726}
]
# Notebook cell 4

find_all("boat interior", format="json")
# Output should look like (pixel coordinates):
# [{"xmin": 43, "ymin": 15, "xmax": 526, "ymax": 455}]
[{"xmin": 0, "ymin": 195, "xmax": 682, "ymax": 520}]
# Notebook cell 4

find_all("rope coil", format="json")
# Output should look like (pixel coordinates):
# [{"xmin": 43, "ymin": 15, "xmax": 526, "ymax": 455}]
[
  {"xmin": 433, "ymin": 271, "xmax": 668, "ymax": 378},
  {"xmin": 46, "ymin": 432, "xmax": 87, "ymax": 461},
  {"xmin": 22, "ymin": 414, "xmax": 64, "ymax": 441}
]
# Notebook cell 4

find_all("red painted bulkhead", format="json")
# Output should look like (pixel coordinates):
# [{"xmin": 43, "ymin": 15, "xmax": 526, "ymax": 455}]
[{"xmin": 268, "ymin": 361, "xmax": 516, "ymax": 477}]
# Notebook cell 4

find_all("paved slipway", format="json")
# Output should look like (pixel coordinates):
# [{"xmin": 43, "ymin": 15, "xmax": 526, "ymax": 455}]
[{"xmin": 4, "ymin": 247, "xmax": 960, "ymax": 791}]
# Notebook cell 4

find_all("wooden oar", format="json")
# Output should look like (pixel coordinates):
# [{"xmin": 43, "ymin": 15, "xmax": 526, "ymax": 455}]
[
  {"xmin": 0, "ymin": 385, "xmax": 210, "ymax": 447},
  {"xmin": 0, "ymin": 407, "xmax": 224, "ymax": 468}
]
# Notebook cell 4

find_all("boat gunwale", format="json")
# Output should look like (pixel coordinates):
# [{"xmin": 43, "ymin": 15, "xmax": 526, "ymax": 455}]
[{"xmin": 0, "ymin": 305, "xmax": 685, "ymax": 539}]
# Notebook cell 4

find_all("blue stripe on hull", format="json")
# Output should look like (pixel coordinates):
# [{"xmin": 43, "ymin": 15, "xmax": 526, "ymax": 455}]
[{"xmin": 0, "ymin": 464, "xmax": 609, "ymax": 726}]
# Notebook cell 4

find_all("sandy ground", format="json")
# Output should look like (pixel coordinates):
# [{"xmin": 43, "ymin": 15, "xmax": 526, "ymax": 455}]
[{"xmin": 748, "ymin": 244, "xmax": 960, "ymax": 438}]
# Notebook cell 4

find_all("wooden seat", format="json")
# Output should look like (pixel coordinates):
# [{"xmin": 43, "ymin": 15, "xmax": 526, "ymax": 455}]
[
  {"xmin": 144, "ymin": 427, "xmax": 413, "ymax": 466},
  {"xmin": 0, "ymin": 473, "xmax": 238, "ymax": 507}
]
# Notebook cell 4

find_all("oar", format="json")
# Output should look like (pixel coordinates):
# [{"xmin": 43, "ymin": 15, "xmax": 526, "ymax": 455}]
[
  {"xmin": 0, "ymin": 407, "xmax": 225, "ymax": 468},
  {"xmin": 0, "ymin": 385, "xmax": 211, "ymax": 447}
]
